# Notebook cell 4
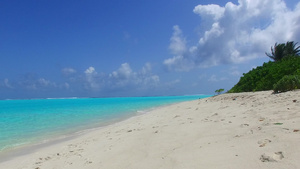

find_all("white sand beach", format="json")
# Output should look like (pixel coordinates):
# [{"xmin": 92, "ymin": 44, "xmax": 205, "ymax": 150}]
[{"xmin": 1, "ymin": 90, "xmax": 299, "ymax": 169}]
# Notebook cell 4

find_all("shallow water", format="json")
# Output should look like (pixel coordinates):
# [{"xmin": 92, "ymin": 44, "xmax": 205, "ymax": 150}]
[{"xmin": 0, "ymin": 95, "xmax": 211, "ymax": 152}]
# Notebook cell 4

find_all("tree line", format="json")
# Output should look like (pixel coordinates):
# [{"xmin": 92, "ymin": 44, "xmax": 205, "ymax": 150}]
[{"xmin": 228, "ymin": 41, "xmax": 300, "ymax": 93}]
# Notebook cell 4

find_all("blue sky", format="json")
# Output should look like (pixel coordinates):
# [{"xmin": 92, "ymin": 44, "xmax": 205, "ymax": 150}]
[{"xmin": 1, "ymin": 0, "xmax": 300, "ymax": 99}]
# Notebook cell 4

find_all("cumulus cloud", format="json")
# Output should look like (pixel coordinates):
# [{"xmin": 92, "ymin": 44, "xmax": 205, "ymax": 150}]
[
  {"xmin": 169, "ymin": 25, "xmax": 187, "ymax": 55},
  {"xmin": 194, "ymin": 4, "xmax": 225, "ymax": 21},
  {"xmin": 2, "ymin": 73, "xmax": 68, "ymax": 92},
  {"xmin": 164, "ymin": 26, "xmax": 197, "ymax": 71},
  {"xmin": 15, "ymin": 74, "xmax": 59, "ymax": 90},
  {"xmin": 84, "ymin": 67, "xmax": 96, "ymax": 74},
  {"xmin": 164, "ymin": 0, "xmax": 300, "ymax": 71},
  {"xmin": 0, "ymin": 75, "xmax": 71, "ymax": 99},
  {"xmin": 37, "ymin": 78, "xmax": 52, "ymax": 87},
  {"xmin": 4, "ymin": 63, "xmax": 160, "ymax": 97},
  {"xmin": 84, "ymin": 66, "xmax": 102, "ymax": 90},
  {"xmin": 79, "ymin": 63, "xmax": 160, "ymax": 93},
  {"xmin": 164, "ymin": 55, "xmax": 195, "ymax": 72},
  {"xmin": 27, "ymin": 78, "xmax": 58, "ymax": 90},
  {"xmin": 109, "ymin": 63, "xmax": 159, "ymax": 89},
  {"xmin": 110, "ymin": 63, "xmax": 133, "ymax": 80}
]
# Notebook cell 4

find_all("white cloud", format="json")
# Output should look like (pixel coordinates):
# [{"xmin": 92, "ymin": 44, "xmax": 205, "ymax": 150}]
[
  {"xmin": 194, "ymin": 4, "xmax": 225, "ymax": 21},
  {"xmin": 164, "ymin": 0, "xmax": 300, "ymax": 71},
  {"xmin": 3, "ymin": 75, "xmax": 70, "ymax": 95},
  {"xmin": 110, "ymin": 63, "xmax": 133, "ymax": 80},
  {"xmin": 109, "ymin": 63, "xmax": 160, "ymax": 89},
  {"xmin": 72, "ymin": 63, "xmax": 160, "ymax": 93},
  {"xmin": 84, "ymin": 66, "xmax": 101, "ymax": 90},
  {"xmin": 17, "ymin": 75, "xmax": 58, "ymax": 90},
  {"xmin": 164, "ymin": 26, "xmax": 195, "ymax": 72},
  {"xmin": 164, "ymin": 55, "xmax": 195, "ymax": 72},
  {"xmin": 37, "ymin": 78, "xmax": 51, "ymax": 87},
  {"xmin": 169, "ymin": 25, "xmax": 187, "ymax": 55},
  {"xmin": 85, "ymin": 67, "xmax": 96, "ymax": 74},
  {"xmin": 62, "ymin": 68, "xmax": 76, "ymax": 76},
  {"xmin": 199, "ymin": 22, "xmax": 224, "ymax": 45},
  {"xmin": 4, "ymin": 63, "xmax": 160, "ymax": 97}
]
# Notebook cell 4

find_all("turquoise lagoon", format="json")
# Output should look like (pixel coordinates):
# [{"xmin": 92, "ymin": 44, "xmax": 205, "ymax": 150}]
[{"xmin": 0, "ymin": 95, "xmax": 211, "ymax": 152}]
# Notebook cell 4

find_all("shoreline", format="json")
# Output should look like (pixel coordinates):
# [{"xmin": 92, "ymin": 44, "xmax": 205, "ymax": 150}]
[
  {"xmin": 0, "ymin": 95, "xmax": 210, "ymax": 154},
  {"xmin": 1, "ymin": 90, "xmax": 299, "ymax": 169},
  {"xmin": 0, "ymin": 99, "xmax": 198, "ymax": 162}
]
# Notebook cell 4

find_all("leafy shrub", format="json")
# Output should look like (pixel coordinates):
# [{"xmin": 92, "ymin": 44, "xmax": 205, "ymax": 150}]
[
  {"xmin": 273, "ymin": 75, "xmax": 300, "ymax": 93},
  {"xmin": 228, "ymin": 56, "xmax": 300, "ymax": 93}
]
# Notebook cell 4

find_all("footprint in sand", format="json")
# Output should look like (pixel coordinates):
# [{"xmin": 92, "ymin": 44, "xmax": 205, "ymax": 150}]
[
  {"xmin": 212, "ymin": 113, "xmax": 218, "ymax": 116},
  {"xmin": 240, "ymin": 124, "xmax": 250, "ymax": 127},
  {"xmin": 258, "ymin": 139, "xmax": 271, "ymax": 147},
  {"xmin": 84, "ymin": 158, "xmax": 93, "ymax": 165},
  {"xmin": 260, "ymin": 151, "xmax": 284, "ymax": 162}
]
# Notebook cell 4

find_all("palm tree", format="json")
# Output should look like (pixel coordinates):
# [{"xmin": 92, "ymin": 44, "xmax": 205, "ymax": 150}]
[
  {"xmin": 266, "ymin": 41, "xmax": 300, "ymax": 62},
  {"xmin": 265, "ymin": 43, "xmax": 286, "ymax": 62},
  {"xmin": 284, "ymin": 41, "xmax": 300, "ymax": 56}
]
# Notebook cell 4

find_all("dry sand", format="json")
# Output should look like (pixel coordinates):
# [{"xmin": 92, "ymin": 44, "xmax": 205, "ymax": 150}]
[{"xmin": 0, "ymin": 90, "xmax": 299, "ymax": 169}]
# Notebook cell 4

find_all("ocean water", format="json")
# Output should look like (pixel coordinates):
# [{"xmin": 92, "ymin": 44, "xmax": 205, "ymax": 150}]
[{"xmin": 0, "ymin": 95, "xmax": 211, "ymax": 152}]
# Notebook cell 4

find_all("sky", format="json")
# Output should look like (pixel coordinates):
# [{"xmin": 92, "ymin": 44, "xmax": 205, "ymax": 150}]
[{"xmin": 1, "ymin": 0, "xmax": 300, "ymax": 99}]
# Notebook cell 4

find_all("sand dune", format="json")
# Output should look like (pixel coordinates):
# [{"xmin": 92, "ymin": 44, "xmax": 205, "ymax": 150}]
[{"xmin": 1, "ymin": 90, "xmax": 299, "ymax": 169}]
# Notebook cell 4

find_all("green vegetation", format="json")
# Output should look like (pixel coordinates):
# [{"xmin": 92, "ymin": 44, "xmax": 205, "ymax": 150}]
[
  {"xmin": 215, "ymin": 88, "xmax": 224, "ymax": 95},
  {"xmin": 273, "ymin": 75, "xmax": 300, "ymax": 93},
  {"xmin": 229, "ymin": 41, "xmax": 300, "ymax": 93}
]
